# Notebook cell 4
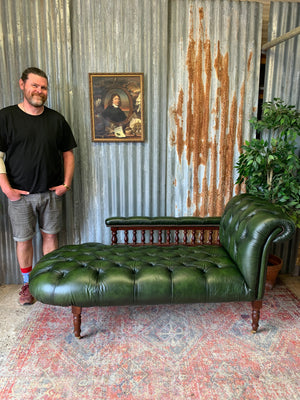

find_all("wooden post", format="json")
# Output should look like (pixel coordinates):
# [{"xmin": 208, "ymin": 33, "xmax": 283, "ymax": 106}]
[
  {"xmin": 175, "ymin": 229, "xmax": 179, "ymax": 244},
  {"xmin": 72, "ymin": 306, "xmax": 82, "ymax": 339},
  {"xmin": 150, "ymin": 229, "xmax": 154, "ymax": 244},
  {"xmin": 111, "ymin": 228, "xmax": 118, "ymax": 245},
  {"xmin": 124, "ymin": 230, "xmax": 128, "ymax": 244},
  {"xmin": 251, "ymin": 300, "xmax": 262, "ymax": 333}
]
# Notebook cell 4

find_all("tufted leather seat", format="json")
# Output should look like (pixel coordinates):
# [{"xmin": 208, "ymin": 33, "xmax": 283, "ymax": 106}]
[{"xmin": 29, "ymin": 243, "xmax": 253, "ymax": 307}]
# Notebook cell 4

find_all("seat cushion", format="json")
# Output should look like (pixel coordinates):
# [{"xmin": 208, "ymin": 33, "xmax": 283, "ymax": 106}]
[{"xmin": 29, "ymin": 243, "xmax": 254, "ymax": 307}]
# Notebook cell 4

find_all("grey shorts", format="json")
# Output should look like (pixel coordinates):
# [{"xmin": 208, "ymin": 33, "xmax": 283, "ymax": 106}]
[{"xmin": 8, "ymin": 191, "xmax": 63, "ymax": 242}]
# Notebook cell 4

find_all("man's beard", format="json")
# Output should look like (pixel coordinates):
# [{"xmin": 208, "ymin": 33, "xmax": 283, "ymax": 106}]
[{"xmin": 26, "ymin": 93, "xmax": 47, "ymax": 107}]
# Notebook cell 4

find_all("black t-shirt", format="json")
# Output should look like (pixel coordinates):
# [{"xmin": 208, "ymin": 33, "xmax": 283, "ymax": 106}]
[{"xmin": 0, "ymin": 105, "xmax": 77, "ymax": 193}]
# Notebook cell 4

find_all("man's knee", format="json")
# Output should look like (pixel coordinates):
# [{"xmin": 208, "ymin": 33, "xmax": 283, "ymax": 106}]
[
  {"xmin": 41, "ymin": 232, "xmax": 57, "ymax": 240},
  {"xmin": 41, "ymin": 232, "xmax": 58, "ymax": 255},
  {"xmin": 16, "ymin": 239, "xmax": 33, "ymax": 251}
]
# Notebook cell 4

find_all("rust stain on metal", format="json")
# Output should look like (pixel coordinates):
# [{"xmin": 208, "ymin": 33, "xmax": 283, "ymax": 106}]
[
  {"xmin": 187, "ymin": 190, "xmax": 192, "ymax": 209},
  {"xmin": 235, "ymin": 81, "xmax": 246, "ymax": 196},
  {"xmin": 170, "ymin": 88, "xmax": 185, "ymax": 161},
  {"xmin": 247, "ymin": 52, "xmax": 253, "ymax": 72},
  {"xmin": 171, "ymin": 7, "xmax": 251, "ymax": 216},
  {"xmin": 213, "ymin": 41, "xmax": 230, "ymax": 215},
  {"xmin": 185, "ymin": 7, "xmax": 212, "ymax": 215}
]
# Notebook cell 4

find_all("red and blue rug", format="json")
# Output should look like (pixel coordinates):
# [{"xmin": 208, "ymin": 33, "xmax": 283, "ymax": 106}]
[{"xmin": 0, "ymin": 282, "xmax": 299, "ymax": 399}]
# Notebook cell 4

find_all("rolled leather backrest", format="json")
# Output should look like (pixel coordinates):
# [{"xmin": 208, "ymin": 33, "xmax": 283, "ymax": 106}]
[{"xmin": 219, "ymin": 193, "xmax": 295, "ymax": 291}]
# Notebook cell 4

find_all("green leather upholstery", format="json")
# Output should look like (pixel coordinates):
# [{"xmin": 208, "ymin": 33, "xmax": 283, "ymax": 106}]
[
  {"xmin": 106, "ymin": 216, "xmax": 221, "ymax": 226},
  {"xmin": 29, "ymin": 194, "xmax": 295, "ymax": 309},
  {"xmin": 219, "ymin": 194, "xmax": 295, "ymax": 298},
  {"xmin": 29, "ymin": 243, "xmax": 253, "ymax": 307}
]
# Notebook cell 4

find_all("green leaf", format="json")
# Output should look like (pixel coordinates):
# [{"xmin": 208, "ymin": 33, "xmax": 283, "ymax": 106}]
[{"xmin": 235, "ymin": 97, "xmax": 300, "ymax": 221}]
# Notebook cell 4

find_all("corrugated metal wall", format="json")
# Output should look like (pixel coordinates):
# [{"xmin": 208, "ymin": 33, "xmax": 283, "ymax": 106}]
[
  {"xmin": 0, "ymin": 0, "xmax": 267, "ymax": 284},
  {"xmin": 70, "ymin": 0, "xmax": 170, "ymax": 248},
  {"xmin": 264, "ymin": 1, "xmax": 300, "ymax": 108},
  {"xmin": 167, "ymin": 0, "xmax": 262, "ymax": 217},
  {"xmin": 263, "ymin": 1, "xmax": 300, "ymax": 275}
]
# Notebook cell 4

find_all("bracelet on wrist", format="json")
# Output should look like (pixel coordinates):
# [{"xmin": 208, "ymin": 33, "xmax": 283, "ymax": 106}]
[{"xmin": 63, "ymin": 183, "xmax": 71, "ymax": 191}]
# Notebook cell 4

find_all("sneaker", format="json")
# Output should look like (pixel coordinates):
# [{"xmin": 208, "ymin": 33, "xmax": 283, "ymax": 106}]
[{"xmin": 19, "ymin": 283, "xmax": 34, "ymax": 305}]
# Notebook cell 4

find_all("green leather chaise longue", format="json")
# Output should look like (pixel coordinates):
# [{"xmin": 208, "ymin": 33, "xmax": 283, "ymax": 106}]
[{"xmin": 29, "ymin": 194, "xmax": 296, "ymax": 338}]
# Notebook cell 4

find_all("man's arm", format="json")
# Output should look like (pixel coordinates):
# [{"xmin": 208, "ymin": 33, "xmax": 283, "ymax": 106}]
[
  {"xmin": 0, "ymin": 152, "xmax": 29, "ymax": 200},
  {"xmin": 49, "ymin": 150, "xmax": 75, "ymax": 195},
  {"xmin": 62, "ymin": 150, "xmax": 75, "ymax": 188}
]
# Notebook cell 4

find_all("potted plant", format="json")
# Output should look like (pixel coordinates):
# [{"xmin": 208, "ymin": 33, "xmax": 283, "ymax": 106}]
[{"xmin": 235, "ymin": 98, "xmax": 300, "ymax": 288}]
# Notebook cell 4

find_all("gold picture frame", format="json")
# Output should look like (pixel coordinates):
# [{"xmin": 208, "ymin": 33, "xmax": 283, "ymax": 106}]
[{"xmin": 89, "ymin": 73, "xmax": 144, "ymax": 142}]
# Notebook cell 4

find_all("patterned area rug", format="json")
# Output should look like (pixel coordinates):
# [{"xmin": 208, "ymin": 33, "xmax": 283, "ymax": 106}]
[{"xmin": 0, "ymin": 283, "xmax": 299, "ymax": 400}]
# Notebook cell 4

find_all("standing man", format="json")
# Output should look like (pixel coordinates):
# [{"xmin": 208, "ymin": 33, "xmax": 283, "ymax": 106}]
[{"xmin": 0, "ymin": 67, "xmax": 77, "ymax": 305}]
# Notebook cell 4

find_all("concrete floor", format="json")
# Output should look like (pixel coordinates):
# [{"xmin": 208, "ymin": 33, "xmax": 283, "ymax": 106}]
[
  {"xmin": 0, "ymin": 275, "xmax": 299, "ymax": 366},
  {"xmin": 0, "ymin": 285, "xmax": 34, "ymax": 365}
]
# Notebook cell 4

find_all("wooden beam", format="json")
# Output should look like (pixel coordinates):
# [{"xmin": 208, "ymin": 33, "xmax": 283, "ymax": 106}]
[{"xmin": 262, "ymin": 26, "xmax": 300, "ymax": 51}]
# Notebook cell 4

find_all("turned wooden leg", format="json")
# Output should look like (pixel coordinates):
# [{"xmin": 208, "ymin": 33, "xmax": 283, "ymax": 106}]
[
  {"xmin": 251, "ymin": 300, "xmax": 262, "ymax": 333},
  {"xmin": 72, "ymin": 306, "xmax": 82, "ymax": 338}
]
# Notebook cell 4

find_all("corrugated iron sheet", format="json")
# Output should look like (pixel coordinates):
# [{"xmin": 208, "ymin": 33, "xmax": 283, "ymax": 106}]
[
  {"xmin": 167, "ymin": 0, "xmax": 262, "ymax": 217},
  {"xmin": 69, "ymin": 0, "xmax": 170, "ymax": 251},
  {"xmin": 263, "ymin": 1, "xmax": 300, "ymax": 109},
  {"xmin": 1, "ymin": 0, "xmax": 264, "ymax": 283},
  {"xmin": 263, "ymin": 1, "xmax": 300, "ymax": 275}
]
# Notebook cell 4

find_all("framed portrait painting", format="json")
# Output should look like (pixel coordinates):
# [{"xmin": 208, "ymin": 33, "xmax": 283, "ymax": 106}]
[{"xmin": 89, "ymin": 73, "xmax": 144, "ymax": 142}]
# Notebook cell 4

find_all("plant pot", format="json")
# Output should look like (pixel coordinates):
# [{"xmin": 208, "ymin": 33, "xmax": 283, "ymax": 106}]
[{"xmin": 266, "ymin": 254, "xmax": 283, "ymax": 290}]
